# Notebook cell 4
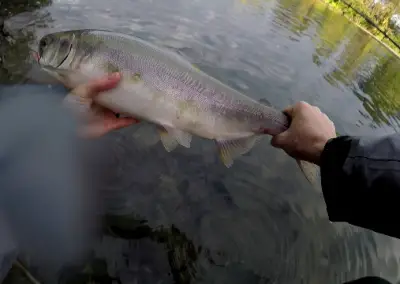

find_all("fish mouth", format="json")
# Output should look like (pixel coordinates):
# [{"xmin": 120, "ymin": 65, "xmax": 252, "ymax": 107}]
[{"xmin": 31, "ymin": 51, "xmax": 40, "ymax": 63}]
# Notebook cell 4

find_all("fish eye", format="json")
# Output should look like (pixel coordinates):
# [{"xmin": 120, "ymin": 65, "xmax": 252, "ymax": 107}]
[{"xmin": 39, "ymin": 38, "xmax": 49, "ymax": 55}]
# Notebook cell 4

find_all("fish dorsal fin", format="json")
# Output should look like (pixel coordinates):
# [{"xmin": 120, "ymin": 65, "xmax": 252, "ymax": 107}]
[
  {"xmin": 216, "ymin": 135, "xmax": 263, "ymax": 167},
  {"xmin": 158, "ymin": 126, "xmax": 192, "ymax": 151},
  {"xmin": 259, "ymin": 98, "xmax": 272, "ymax": 107}
]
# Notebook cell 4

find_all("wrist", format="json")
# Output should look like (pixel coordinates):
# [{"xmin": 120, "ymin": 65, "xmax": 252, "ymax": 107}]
[{"xmin": 310, "ymin": 138, "xmax": 333, "ymax": 165}]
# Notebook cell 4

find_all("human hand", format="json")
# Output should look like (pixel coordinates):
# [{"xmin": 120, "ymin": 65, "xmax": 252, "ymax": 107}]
[
  {"xmin": 63, "ymin": 73, "xmax": 139, "ymax": 138},
  {"xmin": 271, "ymin": 101, "xmax": 336, "ymax": 165}
]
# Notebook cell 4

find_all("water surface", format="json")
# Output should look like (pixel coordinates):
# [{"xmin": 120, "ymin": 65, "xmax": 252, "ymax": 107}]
[{"xmin": 1, "ymin": 0, "xmax": 400, "ymax": 283}]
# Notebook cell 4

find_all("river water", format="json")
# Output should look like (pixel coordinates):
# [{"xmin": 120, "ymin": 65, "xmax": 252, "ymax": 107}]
[{"xmin": 1, "ymin": 0, "xmax": 400, "ymax": 283}]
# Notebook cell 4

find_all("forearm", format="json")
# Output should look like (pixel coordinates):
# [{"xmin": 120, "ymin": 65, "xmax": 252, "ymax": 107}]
[{"xmin": 320, "ymin": 134, "xmax": 400, "ymax": 238}]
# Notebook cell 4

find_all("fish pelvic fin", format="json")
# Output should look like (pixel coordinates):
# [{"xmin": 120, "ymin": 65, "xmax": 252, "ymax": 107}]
[
  {"xmin": 296, "ymin": 159, "xmax": 321, "ymax": 188},
  {"xmin": 158, "ymin": 127, "xmax": 179, "ymax": 152},
  {"xmin": 164, "ymin": 126, "xmax": 192, "ymax": 148},
  {"xmin": 158, "ymin": 126, "xmax": 192, "ymax": 152},
  {"xmin": 216, "ymin": 135, "xmax": 263, "ymax": 167}
]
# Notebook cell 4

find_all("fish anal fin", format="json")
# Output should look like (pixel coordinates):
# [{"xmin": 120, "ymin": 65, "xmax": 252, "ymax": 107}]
[
  {"xmin": 216, "ymin": 135, "xmax": 263, "ymax": 168},
  {"xmin": 158, "ymin": 127, "xmax": 178, "ymax": 152}
]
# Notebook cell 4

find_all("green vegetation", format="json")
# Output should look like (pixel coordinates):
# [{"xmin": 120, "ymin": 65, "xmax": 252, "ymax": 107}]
[
  {"xmin": 324, "ymin": 0, "xmax": 400, "ymax": 56},
  {"xmin": 357, "ymin": 55, "xmax": 400, "ymax": 127},
  {"xmin": 0, "ymin": 0, "xmax": 51, "ymax": 18},
  {"xmin": 313, "ymin": 1, "xmax": 400, "ymax": 128},
  {"xmin": 0, "ymin": 0, "xmax": 53, "ymax": 83},
  {"xmin": 315, "ymin": 0, "xmax": 400, "ymax": 128},
  {"xmin": 277, "ymin": 0, "xmax": 400, "ymax": 130}
]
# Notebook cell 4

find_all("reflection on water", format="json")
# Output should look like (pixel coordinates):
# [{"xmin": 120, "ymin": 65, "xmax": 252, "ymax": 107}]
[{"xmin": 1, "ymin": 0, "xmax": 400, "ymax": 283}]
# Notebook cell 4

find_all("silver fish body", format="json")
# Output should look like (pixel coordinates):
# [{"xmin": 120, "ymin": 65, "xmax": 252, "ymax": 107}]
[{"xmin": 38, "ymin": 29, "xmax": 319, "ymax": 184}]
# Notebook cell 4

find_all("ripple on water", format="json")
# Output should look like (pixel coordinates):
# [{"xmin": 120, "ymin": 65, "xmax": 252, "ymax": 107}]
[{"xmin": 2, "ymin": 0, "xmax": 400, "ymax": 282}]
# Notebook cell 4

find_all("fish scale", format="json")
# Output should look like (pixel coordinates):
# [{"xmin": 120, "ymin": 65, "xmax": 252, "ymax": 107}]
[
  {"xmin": 37, "ymin": 29, "xmax": 319, "ymax": 186},
  {"xmin": 83, "ymin": 31, "xmax": 274, "ymax": 122}
]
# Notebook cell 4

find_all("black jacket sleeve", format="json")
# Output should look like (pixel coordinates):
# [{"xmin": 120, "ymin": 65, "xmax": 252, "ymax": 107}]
[{"xmin": 320, "ymin": 134, "xmax": 400, "ymax": 239}]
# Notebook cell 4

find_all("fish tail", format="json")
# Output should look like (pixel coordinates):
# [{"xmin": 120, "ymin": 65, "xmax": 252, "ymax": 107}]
[{"xmin": 296, "ymin": 159, "xmax": 321, "ymax": 188}]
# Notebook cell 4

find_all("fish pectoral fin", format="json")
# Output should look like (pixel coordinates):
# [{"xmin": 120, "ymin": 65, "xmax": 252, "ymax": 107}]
[
  {"xmin": 42, "ymin": 66, "xmax": 72, "ymax": 86},
  {"xmin": 164, "ymin": 126, "xmax": 192, "ymax": 148},
  {"xmin": 296, "ymin": 159, "xmax": 320, "ymax": 188},
  {"xmin": 158, "ymin": 127, "xmax": 179, "ymax": 152},
  {"xmin": 216, "ymin": 135, "xmax": 263, "ymax": 168}
]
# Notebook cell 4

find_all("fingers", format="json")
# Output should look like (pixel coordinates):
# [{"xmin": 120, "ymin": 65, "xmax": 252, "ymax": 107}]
[
  {"xmin": 102, "ymin": 117, "xmax": 139, "ymax": 135},
  {"xmin": 312, "ymin": 106, "xmax": 321, "ymax": 113},
  {"xmin": 73, "ymin": 73, "xmax": 121, "ymax": 99},
  {"xmin": 88, "ymin": 73, "xmax": 121, "ymax": 96},
  {"xmin": 100, "ymin": 106, "xmax": 141, "ymax": 123},
  {"xmin": 80, "ymin": 118, "xmax": 138, "ymax": 138},
  {"xmin": 273, "ymin": 101, "xmax": 312, "ymax": 149},
  {"xmin": 110, "ymin": 117, "xmax": 139, "ymax": 130},
  {"xmin": 79, "ymin": 124, "xmax": 105, "ymax": 138},
  {"xmin": 282, "ymin": 105, "xmax": 295, "ymax": 117},
  {"xmin": 283, "ymin": 101, "xmax": 321, "ymax": 119},
  {"xmin": 271, "ymin": 131, "xmax": 289, "ymax": 149},
  {"xmin": 282, "ymin": 101, "xmax": 309, "ymax": 117}
]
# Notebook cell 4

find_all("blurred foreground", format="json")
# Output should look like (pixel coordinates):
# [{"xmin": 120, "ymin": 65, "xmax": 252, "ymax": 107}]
[{"xmin": 0, "ymin": 84, "xmax": 100, "ymax": 283}]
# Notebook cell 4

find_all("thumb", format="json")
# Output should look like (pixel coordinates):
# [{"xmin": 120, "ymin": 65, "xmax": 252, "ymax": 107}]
[
  {"xmin": 73, "ymin": 72, "xmax": 121, "ymax": 99},
  {"xmin": 271, "ymin": 131, "xmax": 290, "ymax": 149}
]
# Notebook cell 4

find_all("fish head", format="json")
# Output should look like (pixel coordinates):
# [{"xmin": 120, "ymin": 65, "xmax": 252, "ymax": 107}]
[
  {"xmin": 38, "ymin": 31, "xmax": 77, "ymax": 69},
  {"xmin": 37, "ymin": 31, "xmax": 96, "ymax": 88}
]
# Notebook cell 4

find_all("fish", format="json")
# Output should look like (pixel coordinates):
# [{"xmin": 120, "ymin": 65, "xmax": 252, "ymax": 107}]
[{"xmin": 36, "ymin": 29, "xmax": 319, "ymax": 185}]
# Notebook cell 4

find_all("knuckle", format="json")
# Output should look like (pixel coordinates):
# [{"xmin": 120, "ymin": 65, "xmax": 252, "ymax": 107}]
[
  {"xmin": 271, "ymin": 136, "xmax": 285, "ymax": 148},
  {"xmin": 324, "ymin": 113, "xmax": 334, "ymax": 124},
  {"xmin": 84, "ymin": 83, "xmax": 96, "ymax": 97},
  {"xmin": 63, "ymin": 93, "xmax": 91, "ymax": 116},
  {"xmin": 313, "ymin": 106, "xmax": 322, "ymax": 114},
  {"xmin": 73, "ymin": 84, "xmax": 91, "ymax": 98},
  {"xmin": 296, "ymin": 101, "xmax": 310, "ymax": 110}
]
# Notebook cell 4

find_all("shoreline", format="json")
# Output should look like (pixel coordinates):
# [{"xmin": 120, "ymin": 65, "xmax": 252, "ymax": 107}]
[
  {"xmin": 352, "ymin": 20, "xmax": 400, "ymax": 59},
  {"xmin": 320, "ymin": 0, "xmax": 400, "ymax": 59}
]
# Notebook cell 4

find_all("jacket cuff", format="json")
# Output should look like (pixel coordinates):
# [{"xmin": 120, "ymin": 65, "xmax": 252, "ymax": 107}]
[{"xmin": 320, "ymin": 136, "xmax": 354, "ymax": 222}]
